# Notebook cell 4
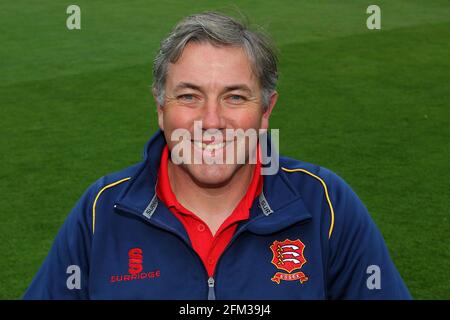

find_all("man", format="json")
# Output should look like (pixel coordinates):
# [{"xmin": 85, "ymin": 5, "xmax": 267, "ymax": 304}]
[{"xmin": 24, "ymin": 12, "xmax": 411, "ymax": 299}]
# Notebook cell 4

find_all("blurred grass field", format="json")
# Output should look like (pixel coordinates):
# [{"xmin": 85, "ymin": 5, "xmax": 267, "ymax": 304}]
[{"xmin": 1, "ymin": 0, "xmax": 449, "ymax": 299}]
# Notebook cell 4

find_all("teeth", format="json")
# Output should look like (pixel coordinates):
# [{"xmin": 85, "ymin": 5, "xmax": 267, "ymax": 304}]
[
  {"xmin": 193, "ymin": 141, "xmax": 203, "ymax": 149},
  {"xmin": 204, "ymin": 142, "xmax": 225, "ymax": 151},
  {"xmin": 193, "ymin": 141, "xmax": 227, "ymax": 151}
]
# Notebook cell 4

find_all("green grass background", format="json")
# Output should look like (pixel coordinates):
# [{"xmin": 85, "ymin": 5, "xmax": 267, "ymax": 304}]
[{"xmin": 1, "ymin": 0, "xmax": 449, "ymax": 299}]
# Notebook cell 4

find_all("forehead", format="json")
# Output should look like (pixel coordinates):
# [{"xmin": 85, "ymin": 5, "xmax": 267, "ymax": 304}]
[{"xmin": 166, "ymin": 42, "xmax": 257, "ymax": 89}]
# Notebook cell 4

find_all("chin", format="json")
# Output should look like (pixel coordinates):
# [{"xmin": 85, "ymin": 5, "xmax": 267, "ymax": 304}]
[{"xmin": 184, "ymin": 163, "xmax": 240, "ymax": 188}]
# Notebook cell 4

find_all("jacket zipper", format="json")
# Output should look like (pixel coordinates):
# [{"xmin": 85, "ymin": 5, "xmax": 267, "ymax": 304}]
[
  {"xmin": 210, "ymin": 215, "xmax": 267, "ymax": 294},
  {"xmin": 205, "ymin": 217, "xmax": 265, "ymax": 300},
  {"xmin": 207, "ymin": 277, "xmax": 215, "ymax": 300}
]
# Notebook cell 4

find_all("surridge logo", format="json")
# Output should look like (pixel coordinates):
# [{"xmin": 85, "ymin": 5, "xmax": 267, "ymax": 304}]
[
  {"xmin": 128, "ymin": 248, "xmax": 143, "ymax": 274},
  {"xmin": 270, "ymin": 239, "xmax": 309, "ymax": 284},
  {"xmin": 109, "ymin": 248, "xmax": 161, "ymax": 283}
]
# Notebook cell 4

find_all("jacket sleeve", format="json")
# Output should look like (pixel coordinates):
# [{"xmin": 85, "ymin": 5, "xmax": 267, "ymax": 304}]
[
  {"xmin": 22, "ymin": 183, "xmax": 97, "ymax": 300},
  {"xmin": 322, "ymin": 168, "xmax": 412, "ymax": 299}
]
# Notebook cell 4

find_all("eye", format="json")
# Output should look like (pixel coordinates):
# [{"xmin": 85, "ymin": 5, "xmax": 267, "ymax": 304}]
[
  {"xmin": 226, "ymin": 94, "xmax": 247, "ymax": 104},
  {"xmin": 178, "ymin": 94, "xmax": 194, "ymax": 101},
  {"xmin": 177, "ymin": 94, "xmax": 198, "ymax": 103}
]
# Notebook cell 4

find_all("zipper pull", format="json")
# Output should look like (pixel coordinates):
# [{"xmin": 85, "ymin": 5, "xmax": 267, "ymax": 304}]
[{"xmin": 207, "ymin": 277, "xmax": 216, "ymax": 300}]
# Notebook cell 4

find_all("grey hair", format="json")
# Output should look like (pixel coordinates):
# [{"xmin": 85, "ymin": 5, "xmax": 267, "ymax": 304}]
[{"xmin": 152, "ymin": 12, "xmax": 278, "ymax": 111}]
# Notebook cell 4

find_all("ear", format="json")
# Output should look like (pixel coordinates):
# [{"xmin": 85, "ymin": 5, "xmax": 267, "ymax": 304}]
[
  {"xmin": 153, "ymin": 88, "xmax": 164, "ymax": 131},
  {"xmin": 260, "ymin": 91, "xmax": 278, "ymax": 130}
]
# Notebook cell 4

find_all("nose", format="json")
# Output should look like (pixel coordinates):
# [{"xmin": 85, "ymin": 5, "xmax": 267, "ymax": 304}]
[{"xmin": 201, "ymin": 98, "xmax": 225, "ymax": 130}]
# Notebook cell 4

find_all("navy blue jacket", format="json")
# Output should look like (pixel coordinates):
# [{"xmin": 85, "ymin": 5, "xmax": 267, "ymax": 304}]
[{"xmin": 24, "ymin": 130, "xmax": 411, "ymax": 299}]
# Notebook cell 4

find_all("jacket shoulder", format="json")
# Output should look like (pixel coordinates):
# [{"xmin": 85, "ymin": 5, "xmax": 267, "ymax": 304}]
[
  {"xmin": 87, "ymin": 162, "xmax": 142, "ymax": 196},
  {"xmin": 68, "ymin": 162, "xmax": 143, "ymax": 231},
  {"xmin": 279, "ymin": 156, "xmax": 348, "ymax": 192},
  {"xmin": 279, "ymin": 156, "xmax": 358, "ymax": 239},
  {"xmin": 95, "ymin": 162, "xmax": 141, "ymax": 186}
]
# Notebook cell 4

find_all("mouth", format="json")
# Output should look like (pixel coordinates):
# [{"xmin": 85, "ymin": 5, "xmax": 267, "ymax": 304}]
[{"xmin": 192, "ymin": 140, "xmax": 233, "ymax": 152}]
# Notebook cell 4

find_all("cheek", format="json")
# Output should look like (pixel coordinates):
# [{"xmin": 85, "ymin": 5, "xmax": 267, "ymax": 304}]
[
  {"xmin": 162, "ymin": 107, "xmax": 198, "ymax": 149},
  {"xmin": 163, "ymin": 106, "xmax": 196, "ymax": 130},
  {"xmin": 229, "ymin": 110, "xmax": 264, "ymax": 130}
]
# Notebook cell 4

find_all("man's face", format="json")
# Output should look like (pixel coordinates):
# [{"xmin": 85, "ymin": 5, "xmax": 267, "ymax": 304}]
[{"xmin": 156, "ymin": 42, "xmax": 277, "ymax": 187}]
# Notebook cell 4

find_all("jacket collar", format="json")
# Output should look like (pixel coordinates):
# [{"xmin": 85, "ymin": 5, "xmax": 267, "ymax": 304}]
[{"xmin": 114, "ymin": 130, "xmax": 312, "ymax": 236}]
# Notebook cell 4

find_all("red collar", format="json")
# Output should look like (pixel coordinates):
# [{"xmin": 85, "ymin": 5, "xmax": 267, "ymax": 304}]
[{"xmin": 156, "ymin": 144, "xmax": 263, "ymax": 222}]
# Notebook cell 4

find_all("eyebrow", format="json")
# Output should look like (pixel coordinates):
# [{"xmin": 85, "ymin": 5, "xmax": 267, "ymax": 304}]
[
  {"xmin": 173, "ymin": 82, "xmax": 253, "ymax": 95},
  {"xmin": 174, "ymin": 82, "xmax": 202, "ymax": 92},
  {"xmin": 223, "ymin": 84, "xmax": 253, "ymax": 95}
]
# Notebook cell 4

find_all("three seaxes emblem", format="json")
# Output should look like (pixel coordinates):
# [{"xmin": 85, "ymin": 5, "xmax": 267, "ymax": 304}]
[{"xmin": 270, "ymin": 239, "xmax": 309, "ymax": 284}]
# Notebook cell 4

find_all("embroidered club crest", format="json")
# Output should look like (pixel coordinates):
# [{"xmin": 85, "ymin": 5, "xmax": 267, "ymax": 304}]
[{"xmin": 270, "ymin": 239, "xmax": 309, "ymax": 284}]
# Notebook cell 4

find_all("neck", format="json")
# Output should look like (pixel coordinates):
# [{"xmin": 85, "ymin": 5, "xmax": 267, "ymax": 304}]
[{"xmin": 167, "ymin": 162, "xmax": 255, "ymax": 231}]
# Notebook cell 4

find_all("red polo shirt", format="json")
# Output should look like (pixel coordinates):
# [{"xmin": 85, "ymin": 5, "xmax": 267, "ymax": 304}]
[{"xmin": 156, "ymin": 145, "xmax": 263, "ymax": 277}]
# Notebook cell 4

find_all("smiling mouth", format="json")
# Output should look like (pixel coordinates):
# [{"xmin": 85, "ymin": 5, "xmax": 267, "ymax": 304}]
[{"xmin": 192, "ymin": 140, "xmax": 233, "ymax": 151}]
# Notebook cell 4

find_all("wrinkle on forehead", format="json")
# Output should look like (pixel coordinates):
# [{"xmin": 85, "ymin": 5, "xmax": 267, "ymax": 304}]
[{"xmin": 166, "ymin": 42, "xmax": 257, "ymax": 94}]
